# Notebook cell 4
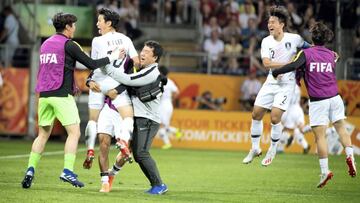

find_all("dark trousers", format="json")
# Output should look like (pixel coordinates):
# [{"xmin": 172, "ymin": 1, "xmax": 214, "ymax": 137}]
[{"xmin": 131, "ymin": 117, "xmax": 162, "ymax": 186}]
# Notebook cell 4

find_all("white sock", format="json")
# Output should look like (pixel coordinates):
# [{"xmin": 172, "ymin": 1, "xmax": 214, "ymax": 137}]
[
  {"xmin": 270, "ymin": 122, "xmax": 282, "ymax": 149},
  {"xmin": 85, "ymin": 120, "xmax": 97, "ymax": 149},
  {"xmin": 250, "ymin": 119, "xmax": 263, "ymax": 151},
  {"xmin": 319, "ymin": 158, "xmax": 329, "ymax": 174},
  {"xmin": 159, "ymin": 128, "xmax": 171, "ymax": 145},
  {"xmin": 168, "ymin": 126, "xmax": 177, "ymax": 134},
  {"xmin": 294, "ymin": 128, "xmax": 308, "ymax": 149},
  {"xmin": 101, "ymin": 174, "xmax": 109, "ymax": 184},
  {"xmin": 345, "ymin": 146, "xmax": 354, "ymax": 158}
]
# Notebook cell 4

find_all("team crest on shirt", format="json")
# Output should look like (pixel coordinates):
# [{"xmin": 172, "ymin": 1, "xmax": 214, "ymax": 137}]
[{"xmin": 285, "ymin": 42, "xmax": 291, "ymax": 50}]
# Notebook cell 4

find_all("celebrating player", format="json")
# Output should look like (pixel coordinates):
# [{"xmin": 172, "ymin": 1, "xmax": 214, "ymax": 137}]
[
  {"xmin": 243, "ymin": 6, "xmax": 310, "ymax": 166},
  {"xmin": 272, "ymin": 21, "xmax": 357, "ymax": 188},
  {"xmin": 83, "ymin": 8, "xmax": 139, "ymax": 169}
]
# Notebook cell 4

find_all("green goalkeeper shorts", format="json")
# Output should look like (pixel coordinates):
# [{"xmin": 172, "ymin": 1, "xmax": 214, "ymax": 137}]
[{"xmin": 38, "ymin": 94, "xmax": 80, "ymax": 126}]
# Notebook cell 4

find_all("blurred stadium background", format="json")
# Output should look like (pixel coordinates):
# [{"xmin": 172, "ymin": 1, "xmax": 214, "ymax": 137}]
[{"xmin": 0, "ymin": 0, "xmax": 359, "ymax": 201}]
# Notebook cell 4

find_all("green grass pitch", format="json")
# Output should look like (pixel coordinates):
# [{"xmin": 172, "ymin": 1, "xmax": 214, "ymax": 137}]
[{"xmin": 0, "ymin": 140, "xmax": 359, "ymax": 203}]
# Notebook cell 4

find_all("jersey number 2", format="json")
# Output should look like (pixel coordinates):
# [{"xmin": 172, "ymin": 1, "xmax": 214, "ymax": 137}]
[{"xmin": 270, "ymin": 50, "xmax": 275, "ymax": 59}]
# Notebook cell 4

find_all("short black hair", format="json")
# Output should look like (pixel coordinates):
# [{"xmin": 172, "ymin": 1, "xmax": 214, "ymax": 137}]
[
  {"xmin": 98, "ymin": 8, "xmax": 120, "ymax": 30},
  {"xmin": 145, "ymin": 40, "xmax": 163, "ymax": 63},
  {"xmin": 158, "ymin": 65, "xmax": 169, "ymax": 76},
  {"xmin": 269, "ymin": 6, "xmax": 289, "ymax": 28},
  {"xmin": 52, "ymin": 12, "xmax": 77, "ymax": 33},
  {"xmin": 310, "ymin": 22, "xmax": 334, "ymax": 46}
]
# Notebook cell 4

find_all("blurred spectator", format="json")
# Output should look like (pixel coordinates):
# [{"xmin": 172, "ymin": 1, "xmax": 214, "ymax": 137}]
[
  {"xmin": 256, "ymin": 0, "xmax": 268, "ymax": 32},
  {"xmin": 217, "ymin": 3, "xmax": 237, "ymax": 28},
  {"xmin": 224, "ymin": 35, "xmax": 242, "ymax": 74},
  {"xmin": 240, "ymin": 69, "xmax": 261, "ymax": 111},
  {"xmin": 119, "ymin": 0, "xmax": 142, "ymax": 40},
  {"xmin": 222, "ymin": 17, "xmax": 241, "ymax": 43},
  {"xmin": 302, "ymin": 17, "xmax": 316, "ymax": 43},
  {"xmin": 354, "ymin": 24, "xmax": 360, "ymax": 58},
  {"xmin": 226, "ymin": 0, "xmax": 240, "ymax": 14},
  {"xmin": 203, "ymin": 30, "xmax": 224, "ymax": 73},
  {"xmin": 287, "ymin": 2, "xmax": 302, "ymax": 32},
  {"xmin": 165, "ymin": 0, "xmax": 184, "ymax": 24},
  {"xmin": 241, "ymin": 17, "xmax": 261, "ymax": 55},
  {"xmin": 238, "ymin": 0, "xmax": 256, "ymax": 15},
  {"xmin": 238, "ymin": 0, "xmax": 257, "ymax": 29},
  {"xmin": 201, "ymin": 0, "xmax": 220, "ymax": 25},
  {"xmin": 139, "ymin": 0, "xmax": 157, "ymax": 22},
  {"xmin": 0, "ymin": 6, "xmax": 19, "ymax": 67},
  {"xmin": 195, "ymin": 91, "xmax": 226, "ymax": 111},
  {"xmin": 203, "ymin": 16, "xmax": 222, "ymax": 39},
  {"xmin": 97, "ymin": 0, "xmax": 120, "ymax": 13}
]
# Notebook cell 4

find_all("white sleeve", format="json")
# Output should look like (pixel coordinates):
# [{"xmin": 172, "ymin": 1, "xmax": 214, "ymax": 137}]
[
  {"xmin": 104, "ymin": 64, "xmax": 159, "ymax": 86},
  {"xmin": 296, "ymin": 34, "xmax": 305, "ymax": 48},
  {"xmin": 91, "ymin": 38, "xmax": 100, "ymax": 59},
  {"xmin": 260, "ymin": 38, "xmax": 269, "ymax": 59},
  {"xmin": 169, "ymin": 80, "xmax": 179, "ymax": 93},
  {"xmin": 126, "ymin": 37, "xmax": 138, "ymax": 59}
]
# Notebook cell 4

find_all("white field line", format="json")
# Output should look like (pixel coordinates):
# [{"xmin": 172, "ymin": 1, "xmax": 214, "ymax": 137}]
[{"xmin": 0, "ymin": 148, "xmax": 88, "ymax": 159}]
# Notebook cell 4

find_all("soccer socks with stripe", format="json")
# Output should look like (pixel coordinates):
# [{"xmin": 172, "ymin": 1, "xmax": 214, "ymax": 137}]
[
  {"xmin": 109, "ymin": 163, "xmax": 122, "ymax": 176},
  {"xmin": 85, "ymin": 120, "xmax": 97, "ymax": 150},
  {"xmin": 270, "ymin": 122, "xmax": 282, "ymax": 149},
  {"xmin": 100, "ymin": 172, "xmax": 109, "ymax": 184},
  {"xmin": 27, "ymin": 152, "xmax": 41, "ymax": 171},
  {"xmin": 250, "ymin": 119, "xmax": 263, "ymax": 151},
  {"xmin": 319, "ymin": 158, "xmax": 329, "ymax": 174},
  {"xmin": 64, "ymin": 153, "xmax": 76, "ymax": 171}
]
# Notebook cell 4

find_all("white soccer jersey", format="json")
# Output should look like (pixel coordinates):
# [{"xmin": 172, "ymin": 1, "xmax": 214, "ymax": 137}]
[
  {"xmin": 91, "ymin": 31, "xmax": 138, "ymax": 90},
  {"xmin": 261, "ymin": 32, "xmax": 304, "ymax": 84},
  {"xmin": 161, "ymin": 78, "xmax": 178, "ymax": 103},
  {"xmin": 160, "ymin": 78, "xmax": 178, "ymax": 126}
]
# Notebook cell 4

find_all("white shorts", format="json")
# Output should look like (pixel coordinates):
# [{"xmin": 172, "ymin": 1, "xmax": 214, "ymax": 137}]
[
  {"xmin": 97, "ymin": 105, "xmax": 122, "ymax": 138},
  {"xmin": 88, "ymin": 89, "xmax": 132, "ymax": 110},
  {"xmin": 309, "ymin": 95, "xmax": 346, "ymax": 126},
  {"xmin": 160, "ymin": 101, "xmax": 173, "ymax": 127},
  {"xmin": 281, "ymin": 104, "xmax": 304, "ymax": 129},
  {"xmin": 254, "ymin": 82, "xmax": 295, "ymax": 111}
]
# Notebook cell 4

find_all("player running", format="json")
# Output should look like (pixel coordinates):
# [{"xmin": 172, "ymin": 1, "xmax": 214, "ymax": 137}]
[{"xmin": 157, "ymin": 66, "xmax": 182, "ymax": 149}]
